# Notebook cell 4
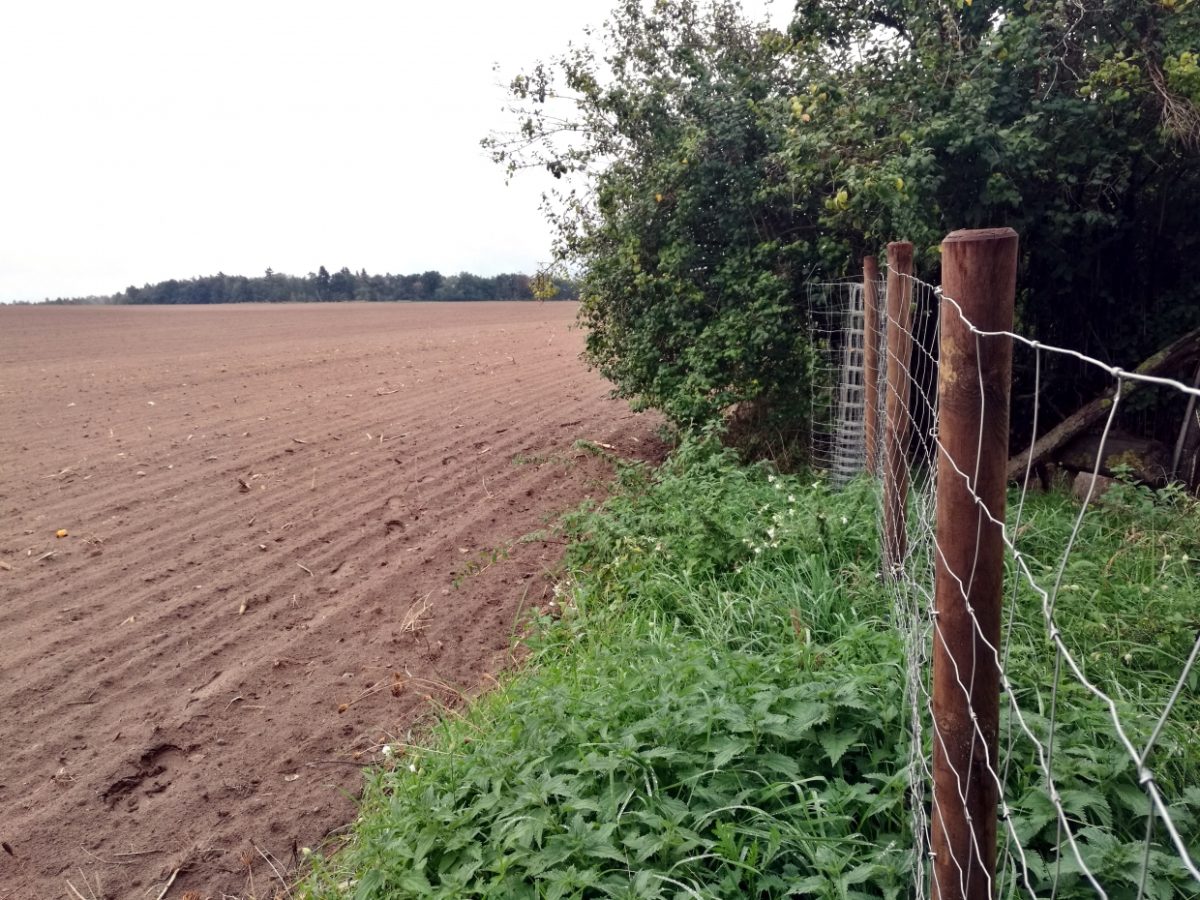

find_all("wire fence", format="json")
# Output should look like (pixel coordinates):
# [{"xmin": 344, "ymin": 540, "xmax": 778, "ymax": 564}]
[{"xmin": 808, "ymin": 234, "xmax": 1200, "ymax": 899}]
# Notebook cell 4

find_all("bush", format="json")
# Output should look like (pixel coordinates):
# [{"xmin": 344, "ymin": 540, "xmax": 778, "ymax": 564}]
[{"xmin": 489, "ymin": 0, "xmax": 1200, "ymax": 457}]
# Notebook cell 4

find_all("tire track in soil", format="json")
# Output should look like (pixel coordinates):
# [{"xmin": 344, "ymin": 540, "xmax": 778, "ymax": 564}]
[{"xmin": 0, "ymin": 302, "xmax": 664, "ymax": 897}]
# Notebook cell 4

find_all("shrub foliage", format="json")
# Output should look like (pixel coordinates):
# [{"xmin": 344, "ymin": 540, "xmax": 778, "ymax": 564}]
[{"xmin": 487, "ymin": 0, "xmax": 1200, "ymax": 447}]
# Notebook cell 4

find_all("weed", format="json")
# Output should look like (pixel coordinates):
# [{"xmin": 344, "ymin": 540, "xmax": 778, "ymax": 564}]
[
  {"xmin": 511, "ymin": 451, "xmax": 577, "ymax": 468},
  {"xmin": 451, "ymin": 546, "xmax": 512, "ymax": 590}
]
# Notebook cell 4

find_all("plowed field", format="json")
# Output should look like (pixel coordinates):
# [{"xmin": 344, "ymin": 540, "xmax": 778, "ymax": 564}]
[{"xmin": 0, "ymin": 302, "xmax": 661, "ymax": 897}]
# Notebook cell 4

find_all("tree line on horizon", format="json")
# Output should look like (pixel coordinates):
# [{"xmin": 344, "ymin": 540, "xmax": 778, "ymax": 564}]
[{"xmin": 28, "ymin": 266, "xmax": 580, "ymax": 305}]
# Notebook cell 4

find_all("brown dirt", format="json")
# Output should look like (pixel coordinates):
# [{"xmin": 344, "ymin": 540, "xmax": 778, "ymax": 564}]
[{"xmin": 0, "ymin": 302, "xmax": 663, "ymax": 899}]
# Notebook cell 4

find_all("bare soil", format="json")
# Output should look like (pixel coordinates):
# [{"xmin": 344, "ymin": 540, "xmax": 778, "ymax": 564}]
[{"xmin": 0, "ymin": 302, "xmax": 662, "ymax": 898}]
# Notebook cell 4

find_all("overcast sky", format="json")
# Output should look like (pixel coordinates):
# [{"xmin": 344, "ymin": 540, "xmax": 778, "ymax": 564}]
[{"xmin": 1, "ymin": 1, "xmax": 788, "ymax": 302}]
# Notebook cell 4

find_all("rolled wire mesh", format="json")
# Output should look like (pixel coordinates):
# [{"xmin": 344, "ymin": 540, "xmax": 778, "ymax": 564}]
[{"xmin": 807, "ymin": 280, "xmax": 869, "ymax": 487}]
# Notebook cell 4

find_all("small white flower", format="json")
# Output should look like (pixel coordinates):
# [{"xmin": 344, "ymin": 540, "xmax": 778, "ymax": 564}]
[
  {"xmin": 409, "ymin": 762, "xmax": 418, "ymax": 773},
  {"xmin": 840, "ymin": 516, "xmax": 848, "ymax": 525},
  {"xmin": 766, "ymin": 527, "xmax": 776, "ymax": 540},
  {"xmin": 754, "ymin": 547, "xmax": 762, "ymax": 555},
  {"xmin": 380, "ymin": 744, "xmax": 394, "ymax": 758},
  {"xmin": 767, "ymin": 474, "xmax": 776, "ymax": 483},
  {"xmin": 787, "ymin": 494, "xmax": 796, "ymax": 503},
  {"xmin": 1124, "ymin": 652, "xmax": 1134, "ymax": 664}
]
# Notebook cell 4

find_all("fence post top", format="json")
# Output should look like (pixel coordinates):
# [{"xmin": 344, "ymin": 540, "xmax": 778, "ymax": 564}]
[
  {"xmin": 943, "ymin": 227, "xmax": 1018, "ymax": 244},
  {"xmin": 886, "ymin": 242, "xmax": 914, "ymax": 269}
]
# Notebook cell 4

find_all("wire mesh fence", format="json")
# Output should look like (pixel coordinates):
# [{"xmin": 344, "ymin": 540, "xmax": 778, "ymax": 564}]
[{"xmin": 807, "ymin": 233, "xmax": 1200, "ymax": 899}]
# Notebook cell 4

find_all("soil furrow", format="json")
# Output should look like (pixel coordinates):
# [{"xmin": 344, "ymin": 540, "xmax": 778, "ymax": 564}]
[{"xmin": 0, "ymin": 302, "xmax": 662, "ymax": 897}]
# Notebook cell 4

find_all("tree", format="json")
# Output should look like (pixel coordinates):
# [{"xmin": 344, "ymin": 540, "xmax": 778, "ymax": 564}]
[
  {"xmin": 778, "ymin": 0, "xmax": 1200, "ymax": 444},
  {"xmin": 63, "ymin": 267, "xmax": 556, "ymax": 305},
  {"xmin": 531, "ymin": 272, "xmax": 557, "ymax": 301},
  {"xmin": 328, "ymin": 266, "xmax": 355, "ymax": 301},
  {"xmin": 420, "ymin": 270, "xmax": 445, "ymax": 299},
  {"xmin": 486, "ymin": 0, "xmax": 814, "ymax": 438},
  {"xmin": 488, "ymin": 0, "xmax": 1200, "ymax": 453}
]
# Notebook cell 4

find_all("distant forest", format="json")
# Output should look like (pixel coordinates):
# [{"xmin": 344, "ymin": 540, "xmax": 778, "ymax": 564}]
[{"xmin": 33, "ymin": 266, "xmax": 580, "ymax": 305}]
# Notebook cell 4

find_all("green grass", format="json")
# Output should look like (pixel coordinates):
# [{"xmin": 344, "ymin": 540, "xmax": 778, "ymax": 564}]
[{"xmin": 301, "ymin": 440, "xmax": 1200, "ymax": 899}]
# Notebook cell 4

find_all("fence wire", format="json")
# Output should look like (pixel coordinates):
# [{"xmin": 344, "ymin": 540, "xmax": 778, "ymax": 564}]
[{"xmin": 808, "ymin": 271, "xmax": 1200, "ymax": 899}]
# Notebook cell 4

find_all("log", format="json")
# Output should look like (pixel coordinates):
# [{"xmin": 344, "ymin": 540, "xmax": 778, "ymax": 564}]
[
  {"xmin": 1007, "ymin": 324, "xmax": 1200, "ymax": 483},
  {"xmin": 1058, "ymin": 431, "xmax": 1171, "ymax": 485}
]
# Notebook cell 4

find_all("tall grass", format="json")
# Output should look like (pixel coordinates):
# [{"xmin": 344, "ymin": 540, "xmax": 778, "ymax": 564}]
[{"xmin": 302, "ymin": 441, "xmax": 1199, "ymax": 899}]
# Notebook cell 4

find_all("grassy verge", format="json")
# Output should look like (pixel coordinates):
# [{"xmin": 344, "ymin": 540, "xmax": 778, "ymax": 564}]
[{"xmin": 302, "ymin": 440, "xmax": 1199, "ymax": 899}]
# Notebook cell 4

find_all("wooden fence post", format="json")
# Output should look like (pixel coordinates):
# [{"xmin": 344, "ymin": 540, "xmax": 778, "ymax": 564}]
[
  {"xmin": 931, "ymin": 228, "xmax": 1018, "ymax": 900},
  {"xmin": 883, "ymin": 241, "xmax": 914, "ymax": 574},
  {"xmin": 863, "ymin": 256, "xmax": 882, "ymax": 475}
]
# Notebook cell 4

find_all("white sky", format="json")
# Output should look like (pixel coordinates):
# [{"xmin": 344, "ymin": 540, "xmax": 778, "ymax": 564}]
[{"xmin": 1, "ymin": 1, "xmax": 789, "ymax": 302}]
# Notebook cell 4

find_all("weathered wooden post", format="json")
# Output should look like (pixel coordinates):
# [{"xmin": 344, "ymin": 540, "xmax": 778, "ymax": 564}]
[
  {"xmin": 883, "ymin": 241, "xmax": 914, "ymax": 574},
  {"xmin": 931, "ymin": 228, "xmax": 1018, "ymax": 900},
  {"xmin": 863, "ymin": 256, "xmax": 882, "ymax": 475}
]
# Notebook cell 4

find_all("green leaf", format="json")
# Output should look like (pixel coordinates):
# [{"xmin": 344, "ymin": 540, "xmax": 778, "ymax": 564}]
[
  {"xmin": 707, "ymin": 735, "xmax": 751, "ymax": 768},
  {"xmin": 819, "ymin": 728, "xmax": 861, "ymax": 765}
]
